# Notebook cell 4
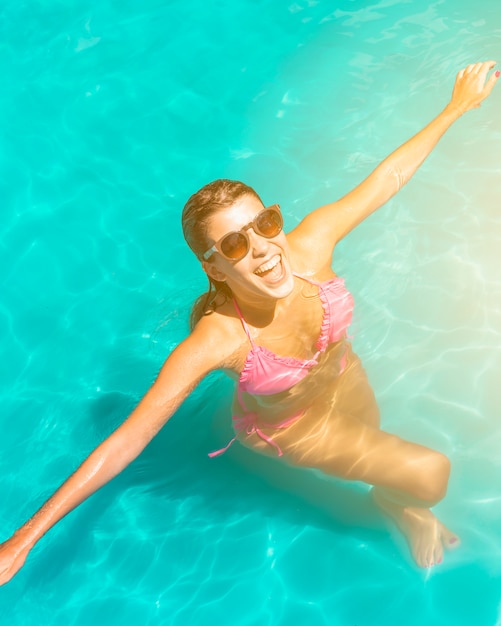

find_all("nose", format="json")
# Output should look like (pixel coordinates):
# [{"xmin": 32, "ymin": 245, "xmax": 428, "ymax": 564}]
[{"xmin": 247, "ymin": 227, "xmax": 270, "ymax": 258}]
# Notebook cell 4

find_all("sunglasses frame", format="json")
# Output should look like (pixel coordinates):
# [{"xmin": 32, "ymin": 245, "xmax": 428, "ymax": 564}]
[{"xmin": 202, "ymin": 204, "xmax": 283, "ymax": 261}]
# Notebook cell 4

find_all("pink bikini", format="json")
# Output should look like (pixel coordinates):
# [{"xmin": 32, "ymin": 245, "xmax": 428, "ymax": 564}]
[{"xmin": 209, "ymin": 273, "xmax": 354, "ymax": 458}]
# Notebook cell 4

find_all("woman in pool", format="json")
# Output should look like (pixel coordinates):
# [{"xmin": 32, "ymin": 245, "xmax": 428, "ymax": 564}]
[{"xmin": 0, "ymin": 61, "xmax": 498, "ymax": 580}]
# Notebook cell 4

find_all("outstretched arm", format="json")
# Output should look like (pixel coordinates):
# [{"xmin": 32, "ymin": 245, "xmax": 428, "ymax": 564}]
[
  {"xmin": 0, "ymin": 322, "xmax": 226, "ymax": 585},
  {"xmin": 290, "ymin": 61, "xmax": 499, "ymax": 262}
]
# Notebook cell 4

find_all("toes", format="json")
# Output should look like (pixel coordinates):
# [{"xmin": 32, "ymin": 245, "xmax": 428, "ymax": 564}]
[
  {"xmin": 441, "ymin": 526, "xmax": 461, "ymax": 551},
  {"xmin": 432, "ymin": 543, "xmax": 444, "ymax": 567},
  {"xmin": 415, "ymin": 542, "xmax": 440, "ymax": 569},
  {"xmin": 414, "ymin": 528, "xmax": 446, "ymax": 568},
  {"xmin": 445, "ymin": 535, "xmax": 460, "ymax": 550},
  {"xmin": 419, "ymin": 543, "xmax": 443, "ymax": 568}
]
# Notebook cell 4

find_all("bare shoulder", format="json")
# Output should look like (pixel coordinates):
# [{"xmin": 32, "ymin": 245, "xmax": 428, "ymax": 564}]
[
  {"xmin": 286, "ymin": 222, "xmax": 338, "ymax": 278},
  {"xmin": 151, "ymin": 304, "xmax": 246, "ymax": 406},
  {"xmin": 188, "ymin": 302, "xmax": 249, "ymax": 373},
  {"xmin": 285, "ymin": 201, "xmax": 345, "ymax": 273}
]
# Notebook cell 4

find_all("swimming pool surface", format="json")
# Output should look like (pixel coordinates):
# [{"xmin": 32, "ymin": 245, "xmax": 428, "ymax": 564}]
[{"xmin": 1, "ymin": 1, "xmax": 501, "ymax": 624}]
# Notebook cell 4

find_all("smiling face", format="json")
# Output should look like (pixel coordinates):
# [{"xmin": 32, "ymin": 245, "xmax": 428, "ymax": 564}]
[{"xmin": 202, "ymin": 194, "xmax": 295, "ymax": 304}]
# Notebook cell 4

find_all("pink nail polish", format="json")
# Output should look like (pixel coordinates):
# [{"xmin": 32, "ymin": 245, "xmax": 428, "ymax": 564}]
[
  {"xmin": 449, "ymin": 537, "xmax": 458, "ymax": 544},
  {"xmin": 496, "ymin": 70, "xmax": 500, "ymax": 78}
]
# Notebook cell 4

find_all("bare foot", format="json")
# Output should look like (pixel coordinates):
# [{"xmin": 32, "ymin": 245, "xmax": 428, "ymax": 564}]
[{"xmin": 372, "ymin": 488, "xmax": 460, "ymax": 568}]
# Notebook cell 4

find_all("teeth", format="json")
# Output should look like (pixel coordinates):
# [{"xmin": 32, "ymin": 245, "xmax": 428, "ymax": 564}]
[{"xmin": 255, "ymin": 254, "xmax": 280, "ymax": 275}]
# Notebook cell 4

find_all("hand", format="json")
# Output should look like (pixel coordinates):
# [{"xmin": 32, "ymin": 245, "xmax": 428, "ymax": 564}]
[
  {"xmin": 450, "ymin": 61, "xmax": 499, "ymax": 114},
  {"xmin": 0, "ymin": 535, "xmax": 31, "ymax": 586}
]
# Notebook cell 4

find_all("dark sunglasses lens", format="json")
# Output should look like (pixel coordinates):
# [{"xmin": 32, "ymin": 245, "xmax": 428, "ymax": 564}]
[
  {"xmin": 256, "ymin": 208, "xmax": 282, "ymax": 237},
  {"xmin": 220, "ymin": 232, "xmax": 249, "ymax": 260}
]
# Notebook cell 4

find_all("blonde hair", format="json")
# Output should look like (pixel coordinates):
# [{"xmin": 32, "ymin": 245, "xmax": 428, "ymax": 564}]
[{"xmin": 181, "ymin": 179, "xmax": 263, "ymax": 329}]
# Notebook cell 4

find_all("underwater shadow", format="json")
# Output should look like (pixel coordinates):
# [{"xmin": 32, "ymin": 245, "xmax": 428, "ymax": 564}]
[{"xmin": 82, "ymin": 375, "xmax": 386, "ymax": 544}]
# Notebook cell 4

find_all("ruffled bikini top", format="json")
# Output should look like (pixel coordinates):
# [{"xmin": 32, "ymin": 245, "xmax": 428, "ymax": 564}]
[{"xmin": 235, "ymin": 272, "xmax": 354, "ymax": 397}]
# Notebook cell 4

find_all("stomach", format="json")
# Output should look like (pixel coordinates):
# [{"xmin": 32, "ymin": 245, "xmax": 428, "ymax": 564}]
[{"xmin": 232, "ymin": 340, "xmax": 381, "ymax": 457}]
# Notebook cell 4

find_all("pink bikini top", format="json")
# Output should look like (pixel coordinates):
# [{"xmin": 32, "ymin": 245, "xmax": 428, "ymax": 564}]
[{"xmin": 235, "ymin": 273, "xmax": 354, "ymax": 397}]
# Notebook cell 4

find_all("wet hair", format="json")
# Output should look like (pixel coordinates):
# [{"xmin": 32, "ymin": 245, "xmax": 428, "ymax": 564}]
[{"xmin": 181, "ymin": 179, "xmax": 264, "ymax": 329}]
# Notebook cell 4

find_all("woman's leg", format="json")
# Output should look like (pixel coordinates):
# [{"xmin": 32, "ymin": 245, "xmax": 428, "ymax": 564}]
[
  {"xmin": 280, "ymin": 415, "xmax": 459, "ymax": 567},
  {"xmin": 371, "ymin": 486, "xmax": 459, "ymax": 568},
  {"xmin": 237, "ymin": 352, "xmax": 457, "ymax": 566}
]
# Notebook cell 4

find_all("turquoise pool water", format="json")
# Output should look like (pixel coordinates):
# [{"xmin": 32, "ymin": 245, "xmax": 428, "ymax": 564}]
[{"xmin": 1, "ymin": 0, "xmax": 501, "ymax": 624}]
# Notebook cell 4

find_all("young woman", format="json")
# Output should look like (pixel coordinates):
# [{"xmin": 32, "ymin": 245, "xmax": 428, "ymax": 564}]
[{"xmin": 0, "ymin": 61, "xmax": 498, "ymax": 582}]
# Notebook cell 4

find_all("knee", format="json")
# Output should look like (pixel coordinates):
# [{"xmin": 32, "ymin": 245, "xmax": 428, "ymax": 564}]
[{"xmin": 414, "ymin": 451, "xmax": 451, "ymax": 505}]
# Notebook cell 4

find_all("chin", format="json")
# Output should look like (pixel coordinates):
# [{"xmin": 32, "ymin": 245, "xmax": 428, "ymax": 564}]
[
  {"xmin": 271, "ymin": 273, "xmax": 295, "ymax": 299},
  {"xmin": 258, "ymin": 262, "xmax": 295, "ymax": 299}
]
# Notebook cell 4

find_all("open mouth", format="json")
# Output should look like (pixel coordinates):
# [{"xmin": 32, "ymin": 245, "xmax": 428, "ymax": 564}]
[{"xmin": 254, "ymin": 254, "xmax": 283, "ymax": 281}]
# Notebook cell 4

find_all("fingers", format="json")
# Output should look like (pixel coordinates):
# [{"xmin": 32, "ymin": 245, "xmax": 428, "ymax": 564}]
[
  {"xmin": 484, "ymin": 67, "xmax": 501, "ymax": 97},
  {"xmin": 460, "ymin": 63, "xmax": 482, "ymax": 76},
  {"xmin": 463, "ymin": 63, "xmax": 477, "ymax": 74},
  {"xmin": 477, "ymin": 60, "xmax": 497, "ymax": 79},
  {"xmin": 477, "ymin": 60, "xmax": 500, "ymax": 96},
  {"xmin": 454, "ymin": 60, "xmax": 499, "ymax": 106},
  {"xmin": 460, "ymin": 60, "xmax": 497, "ymax": 76},
  {"xmin": 483, "ymin": 60, "xmax": 497, "ymax": 71}
]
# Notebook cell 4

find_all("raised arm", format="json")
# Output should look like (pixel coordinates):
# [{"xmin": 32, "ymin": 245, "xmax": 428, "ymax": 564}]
[
  {"xmin": 0, "ymin": 321, "xmax": 227, "ymax": 585},
  {"xmin": 290, "ymin": 61, "xmax": 499, "ymax": 263}
]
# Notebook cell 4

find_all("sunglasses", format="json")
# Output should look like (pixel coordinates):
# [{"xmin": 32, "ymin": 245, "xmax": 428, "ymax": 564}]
[{"xmin": 202, "ymin": 204, "xmax": 283, "ymax": 261}]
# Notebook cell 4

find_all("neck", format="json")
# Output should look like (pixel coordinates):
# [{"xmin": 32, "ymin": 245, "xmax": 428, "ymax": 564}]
[
  {"xmin": 232, "ymin": 293, "xmax": 278, "ymax": 328},
  {"xmin": 232, "ymin": 276, "xmax": 301, "ymax": 328}
]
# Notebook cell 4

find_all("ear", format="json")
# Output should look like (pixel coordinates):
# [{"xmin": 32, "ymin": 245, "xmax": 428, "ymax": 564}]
[{"xmin": 202, "ymin": 259, "xmax": 227, "ymax": 283}]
